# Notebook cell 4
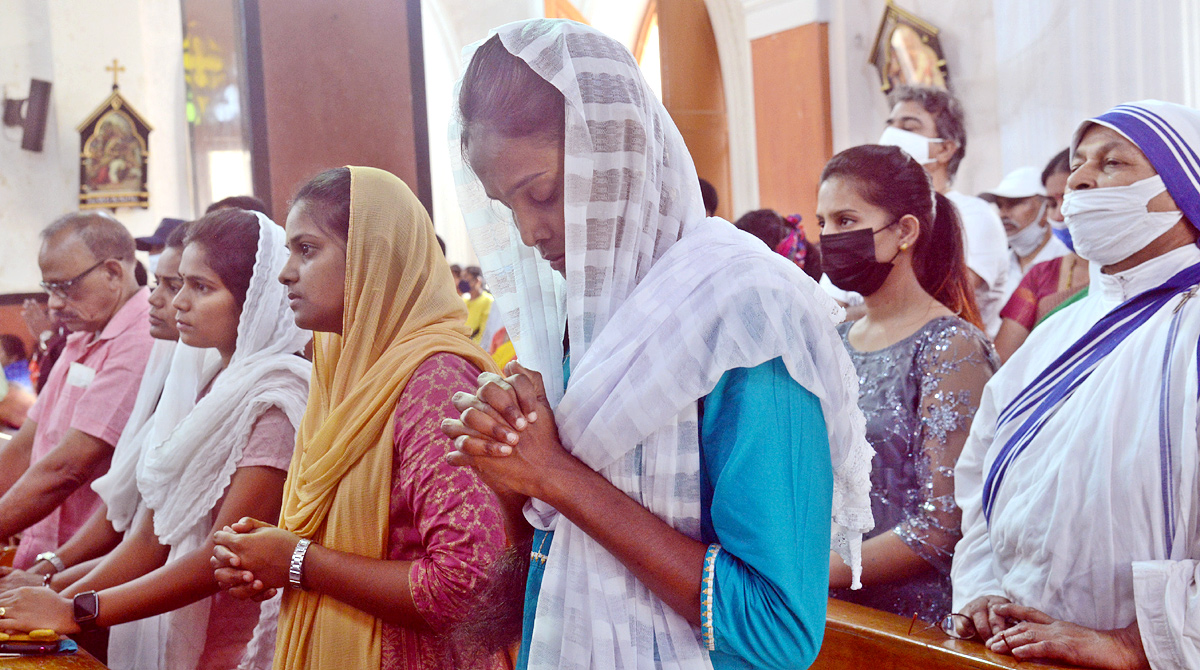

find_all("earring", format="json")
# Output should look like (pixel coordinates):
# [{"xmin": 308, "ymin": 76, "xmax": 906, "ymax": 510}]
[{"xmin": 900, "ymin": 243, "xmax": 910, "ymax": 251}]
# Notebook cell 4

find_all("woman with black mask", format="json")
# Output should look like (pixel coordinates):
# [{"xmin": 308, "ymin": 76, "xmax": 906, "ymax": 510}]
[{"xmin": 819, "ymin": 144, "xmax": 999, "ymax": 623}]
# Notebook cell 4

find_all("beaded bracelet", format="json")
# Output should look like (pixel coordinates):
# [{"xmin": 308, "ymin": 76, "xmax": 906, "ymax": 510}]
[{"xmin": 701, "ymin": 544, "xmax": 721, "ymax": 651}]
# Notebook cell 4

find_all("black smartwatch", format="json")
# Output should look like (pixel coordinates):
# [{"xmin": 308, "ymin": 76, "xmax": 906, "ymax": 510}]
[{"xmin": 72, "ymin": 591, "xmax": 100, "ymax": 632}]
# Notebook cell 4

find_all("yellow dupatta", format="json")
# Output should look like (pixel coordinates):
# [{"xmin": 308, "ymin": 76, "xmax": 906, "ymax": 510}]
[{"xmin": 274, "ymin": 167, "xmax": 499, "ymax": 669}]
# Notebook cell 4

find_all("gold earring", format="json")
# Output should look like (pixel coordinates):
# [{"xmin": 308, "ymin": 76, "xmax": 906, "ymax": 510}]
[{"xmin": 900, "ymin": 242, "xmax": 910, "ymax": 251}]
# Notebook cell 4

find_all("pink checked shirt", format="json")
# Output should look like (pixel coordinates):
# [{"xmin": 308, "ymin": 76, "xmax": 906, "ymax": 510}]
[{"xmin": 14, "ymin": 288, "xmax": 154, "ymax": 569}]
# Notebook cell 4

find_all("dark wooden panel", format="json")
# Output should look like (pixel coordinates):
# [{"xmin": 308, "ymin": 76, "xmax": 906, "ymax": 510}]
[
  {"xmin": 251, "ymin": 0, "xmax": 428, "ymax": 219},
  {"xmin": 751, "ymin": 23, "xmax": 832, "ymax": 241}
]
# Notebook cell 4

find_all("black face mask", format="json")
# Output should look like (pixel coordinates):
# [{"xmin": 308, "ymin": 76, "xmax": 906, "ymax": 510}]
[
  {"xmin": 457, "ymin": 280, "xmax": 471, "ymax": 294},
  {"xmin": 819, "ymin": 220, "xmax": 901, "ymax": 297}
]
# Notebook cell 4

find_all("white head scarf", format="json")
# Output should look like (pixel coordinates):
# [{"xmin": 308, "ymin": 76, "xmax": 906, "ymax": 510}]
[
  {"xmin": 452, "ymin": 19, "xmax": 873, "ymax": 670},
  {"xmin": 1070, "ymin": 100, "xmax": 1200, "ymax": 229},
  {"xmin": 90, "ymin": 339, "xmax": 215, "ymax": 532},
  {"xmin": 125, "ymin": 211, "xmax": 311, "ymax": 670}
]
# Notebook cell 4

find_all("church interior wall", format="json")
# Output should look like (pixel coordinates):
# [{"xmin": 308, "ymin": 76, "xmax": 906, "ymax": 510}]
[
  {"xmin": 1, "ymin": 0, "xmax": 192, "ymax": 294},
  {"xmin": 4, "ymin": 0, "xmax": 1199, "ymax": 292},
  {"xmin": 827, "ymin": 0, "xmax": 1200, "ymax": 200},
  {"xmin": 751, "ymin": 22, "xmax": 832, "ymax": 242},
  {"xmin": 660, "ymin": 0, "xmax": 734, "ymax": 222}
]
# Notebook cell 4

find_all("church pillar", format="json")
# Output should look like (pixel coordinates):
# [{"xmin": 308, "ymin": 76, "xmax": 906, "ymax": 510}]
[
  {"xmin": 244, "ymin": 0, "xmax": 431, "ymax": 220},
  {"xmin": 657, "ymin": 0, "xmax": 732, "ymax": 222}
]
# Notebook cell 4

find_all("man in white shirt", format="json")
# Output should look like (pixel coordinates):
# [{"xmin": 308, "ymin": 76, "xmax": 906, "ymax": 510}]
[
  {"xmin": 951, "ymin": 100, "xmax": 1200, "ymax": 670},
  {"xmin": 878, "ymin": 85, "xmax": 1009, "ymax": 336},
  {"xmin": 980, "ymin": 167, "xmax": 1071, "ymax": 303}
]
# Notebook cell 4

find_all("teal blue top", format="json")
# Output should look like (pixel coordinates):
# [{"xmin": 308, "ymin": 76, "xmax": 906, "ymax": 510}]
[{"xmin": 518, "ymin": 357, "xmax": 833, "ymax": 669}]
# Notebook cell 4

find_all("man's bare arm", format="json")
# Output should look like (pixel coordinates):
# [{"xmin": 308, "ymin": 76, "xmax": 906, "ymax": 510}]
[
  {"xmin": 0, "ymin": 421, "xmax": 37, "ymax": 498},
  {"xmin": 0, "ymin": 429, "xmax": 113, "ymax": 539}
]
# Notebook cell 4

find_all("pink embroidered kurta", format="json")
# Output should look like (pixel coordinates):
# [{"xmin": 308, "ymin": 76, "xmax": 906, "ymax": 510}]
[{"xmin": 382, "ymin": 352, "xmax": 510, "ymax": 670}]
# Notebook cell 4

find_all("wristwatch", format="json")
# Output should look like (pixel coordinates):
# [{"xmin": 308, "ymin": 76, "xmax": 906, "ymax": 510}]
[
  {"xmin": 34, "ymin": 551, "xmax": 65, "ymax": 573},
  {"xmin": 73, "ymin": 591, "xmax": 100, "ymax": 632},
  {"xmin": 289, "ymin": 538, "xmax": 312, "ymax": 590}
]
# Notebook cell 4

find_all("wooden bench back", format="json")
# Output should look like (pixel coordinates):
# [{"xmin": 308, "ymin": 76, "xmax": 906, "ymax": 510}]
[{"xmin": 812, "ymin": 599, "xmax": 1084, "ymax": 670}]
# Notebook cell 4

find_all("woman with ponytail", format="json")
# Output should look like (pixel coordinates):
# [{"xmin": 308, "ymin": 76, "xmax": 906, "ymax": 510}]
[{"xmin": 819, "ymin": 144, "xmax": 999, "ymax": 622}]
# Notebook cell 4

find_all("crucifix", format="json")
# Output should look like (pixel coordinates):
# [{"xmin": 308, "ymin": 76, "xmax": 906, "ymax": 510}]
[{"xmin": 105, "ymin": 58, "xmax": 125, "ymax": 90}]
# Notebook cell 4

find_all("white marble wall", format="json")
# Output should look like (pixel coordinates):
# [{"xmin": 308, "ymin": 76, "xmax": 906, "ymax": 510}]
[
  {"xmin": 421, "ymin": 0, "xmax": 543, "ymax": 267},
  {"xmin": 828, "ymin": 0, "xmax": 1200, "ymax": 197},
  {"xmin": 827, "ymin": 0, "xmax": 1004, "ymax": 197},
  {"xmin": 0, "ymin": 0, "xmax": 192, "ymax": 294}
]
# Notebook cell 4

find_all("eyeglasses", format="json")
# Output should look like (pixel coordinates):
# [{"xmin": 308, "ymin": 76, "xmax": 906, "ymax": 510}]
[
  {"xmin": 907, "ymin": 612, "xmax": 977, "ymax": 640},
  {"xmin": 40, "ymin": 259, "xmax": 110, "ymax": 299}
]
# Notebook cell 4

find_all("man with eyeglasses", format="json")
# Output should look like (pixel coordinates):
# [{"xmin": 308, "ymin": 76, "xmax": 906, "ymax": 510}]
[{"xmin": 0, "ymin": 212, "xmax": 153, "ymax": 576}]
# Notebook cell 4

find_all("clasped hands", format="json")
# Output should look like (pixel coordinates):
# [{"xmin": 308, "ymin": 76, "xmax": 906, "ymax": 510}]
[
  {"xmin": 440, "ymin": 361, "xmax": 574, "ymax": 507},
  {"xmin": 210, "ymin": 518, "xmax": 300, "ymax": 601},
  {"xmin": 957, "ymin": 595, "xmax": 1149, "ymax": 669}
]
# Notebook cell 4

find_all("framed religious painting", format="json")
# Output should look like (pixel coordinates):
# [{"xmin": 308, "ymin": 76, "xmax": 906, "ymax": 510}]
[
  {"xmin": 869, "ymin": 1, "xmax": 950, "ymax": 93},
  {"xmin": 77, "ymin": 62, "xmax": 152, "ymax": 210}
]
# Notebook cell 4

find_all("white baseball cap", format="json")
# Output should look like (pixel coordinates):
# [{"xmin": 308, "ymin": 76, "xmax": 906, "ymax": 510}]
[{"xmin": 979, "ymin": 166, "xmax": 1047, "ymax": 201}]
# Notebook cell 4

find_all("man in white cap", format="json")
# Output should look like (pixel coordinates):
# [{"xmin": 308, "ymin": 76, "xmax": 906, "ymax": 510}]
[
  {"xmin": 879, "ymin": 85, "xmax": 1009, "ymax": 336},
  {"xmin": 980, "ymin": 166, "xmax": 1071, "ymax": 303},
  {"xmin": 952, "ymin": 100, "xmax": 1200, "ymax": 669}
]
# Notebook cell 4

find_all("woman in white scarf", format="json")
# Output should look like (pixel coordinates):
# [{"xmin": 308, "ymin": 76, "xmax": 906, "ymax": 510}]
[
  {"xmin": 441, "ymin": 20, "xmax": 873, "ymax": 670},
  {"xmin": 0, "ymin": 223, "xmax": 211, "ymax": 595},
  {"xmin": 0, "ymin": 208, "xmax": 310, "ymax": 670}
]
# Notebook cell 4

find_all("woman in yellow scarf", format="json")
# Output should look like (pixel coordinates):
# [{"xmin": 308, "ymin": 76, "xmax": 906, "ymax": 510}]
[{"xmin": 211, "ymin": 167, "xmax": 509, "ymax": 670}]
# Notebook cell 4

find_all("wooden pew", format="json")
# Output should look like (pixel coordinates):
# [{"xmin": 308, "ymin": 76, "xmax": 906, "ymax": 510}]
[
  {"xmin": 812, "ymin": 599, "xmax": 1084, "ymax": 670},
  {"xmin": 0, "ymin": 648, "xmax": 107, "ymax": 669}
]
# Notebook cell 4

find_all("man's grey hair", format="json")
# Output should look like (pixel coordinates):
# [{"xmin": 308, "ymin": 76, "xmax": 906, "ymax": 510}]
[
  {"xmin": 40, "ymin": 211, "xmax": 135, "ymax": 263},
  {"xmin": 888, "ymin": 84, "xmax": 968, "ymax": 181}
]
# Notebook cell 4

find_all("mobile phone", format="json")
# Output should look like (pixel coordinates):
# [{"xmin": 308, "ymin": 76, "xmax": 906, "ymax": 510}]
[{"xmin": 0, "ymin": 638, "xmax": 62, "ymax": 654}]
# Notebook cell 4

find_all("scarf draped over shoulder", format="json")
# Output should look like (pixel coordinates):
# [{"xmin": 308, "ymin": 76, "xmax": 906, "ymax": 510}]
[{"xmin": 274, "ymin": 167, "xmax": 499, "ymax": 670}]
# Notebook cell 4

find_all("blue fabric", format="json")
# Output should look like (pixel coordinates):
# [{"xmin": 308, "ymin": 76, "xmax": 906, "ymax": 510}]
[
  {"xmin": 517, "ymin": 358, "xmax": 833, "ymax": 670},
  {"xmin": 983, "ymin": 259, "xmax": 1200, "ymax": 520},
  {"xmin": 1051, "ymin": 226, "xmax": 1075, "ymax": 252},
  {"xmin": 517, "ymin": 529, "xmax": 552, "ymax": 670},
  {"xmin": 702, "ymin": 358, "xmax": 832, "ymax": 670},
  {"xmin": 3, "ymin": 360, "xmax": 31, "ymax": 393}
]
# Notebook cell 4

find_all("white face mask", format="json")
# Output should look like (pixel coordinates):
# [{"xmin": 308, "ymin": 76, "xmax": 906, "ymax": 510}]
[
  {"xmin": 1062, "ymin": 174, "xmax": 1182, "ymax": 266},
  {"xmin": 1007, "ymin": 201, "xmax": 1049, "ymax": 257},
  {"xmin": 147, "ymin": 253, "xmax": 161, "ymax": 275},
  {"xmin": 879, "ymin": 126, "xmax": 942, "ymax": 165}
]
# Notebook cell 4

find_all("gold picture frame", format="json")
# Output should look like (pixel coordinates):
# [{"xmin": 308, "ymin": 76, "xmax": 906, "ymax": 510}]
[
  {"xmin": 77, "ymin": 79, "xmax": 152, "ymax": 210},
  {"xmin": 869, "ymin": 1, "xmax": 950, "ymax": 93}
]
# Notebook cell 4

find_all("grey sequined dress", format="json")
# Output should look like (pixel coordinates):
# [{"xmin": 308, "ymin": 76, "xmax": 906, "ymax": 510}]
[{"xmin": 831, "ymin": 316, "xmax": 999, "ymax": 622}]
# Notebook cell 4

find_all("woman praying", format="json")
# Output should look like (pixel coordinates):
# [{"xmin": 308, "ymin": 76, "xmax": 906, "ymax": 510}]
[
  {"xmin": 0, "ymin": 209, "xmax": 310, "ymax": 670},
  {"xmin": 210, "ymin": 167, "xmax": 509, "ymax": 670},
  {"xmin": 440, "ymin": 20, "xmax": 874, "ymax": 670}
]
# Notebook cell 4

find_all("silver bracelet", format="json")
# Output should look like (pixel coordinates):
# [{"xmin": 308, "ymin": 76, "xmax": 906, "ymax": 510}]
[
  {"xmin": 35, "ymin": 551, "xmax": 65, "ymax": 574},
  {"xmin": 288, "ymin": 539, "xmax": 312, "ymax": 590}
]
